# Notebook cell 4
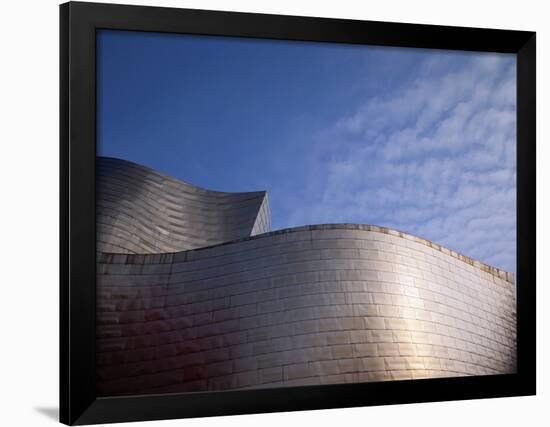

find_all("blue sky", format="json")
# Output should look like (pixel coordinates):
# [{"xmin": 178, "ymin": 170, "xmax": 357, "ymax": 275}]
[{"xmin": 97, "ymin": 30, "xmax": 516, "ymax": 272}]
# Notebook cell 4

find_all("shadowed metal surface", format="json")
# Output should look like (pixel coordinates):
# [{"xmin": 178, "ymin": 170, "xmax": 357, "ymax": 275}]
[
  {"xmin": 97, "ymin": 157, "xmax": 271, "ymax": 254},
  {"xmin": 97, "ymin": 223, "xmax": 516, "ymax": 396}
]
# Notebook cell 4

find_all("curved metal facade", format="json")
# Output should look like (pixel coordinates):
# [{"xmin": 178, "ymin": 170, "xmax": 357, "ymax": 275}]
[
  {"xmin": 96, "ymin": 159, "xmax": 516, "ymax": 396},
  {"xmin": 97, "ymin": 157, "xmax": 270, "ymax": 253}
]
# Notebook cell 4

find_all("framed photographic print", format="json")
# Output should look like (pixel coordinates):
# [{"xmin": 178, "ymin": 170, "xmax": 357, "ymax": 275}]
[{"xmin": 60, "ymin": 1, "xmax": 536, "ymax": 425}]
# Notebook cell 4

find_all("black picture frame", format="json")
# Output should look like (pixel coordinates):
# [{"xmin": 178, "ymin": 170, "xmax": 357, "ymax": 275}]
[{"xmin": 60, "ymin": 1, "xmax": 536, "ymax": 425}]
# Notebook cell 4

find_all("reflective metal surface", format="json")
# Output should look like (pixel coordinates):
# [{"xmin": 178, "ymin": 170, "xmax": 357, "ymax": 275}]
[
  {"xmin": 96, "ymin": 159, "xmax": 516, "ymax": 396},
  {"xmin": 97, "ymin": 157, "xmax": 270, "ymax": 253}
]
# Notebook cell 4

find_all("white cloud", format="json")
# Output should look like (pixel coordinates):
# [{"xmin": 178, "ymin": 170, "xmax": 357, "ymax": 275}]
[{"xmin": 287, "ymin": 52, "xmax": 516, "ymax": 272}]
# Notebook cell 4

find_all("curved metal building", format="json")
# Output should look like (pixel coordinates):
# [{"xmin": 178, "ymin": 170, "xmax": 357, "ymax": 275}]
[
  {"xmin": 97, "ymin": 157, "xmax": 271, "ymax": 254},
  {"xmin": 96, "ymin": 157, "xmax": 516, "ymax": 396}
]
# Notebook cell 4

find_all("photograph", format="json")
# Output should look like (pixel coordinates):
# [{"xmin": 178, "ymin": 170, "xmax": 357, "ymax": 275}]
[
  {"xmin": 95, "ymin": 29, "xmax": 518, "ymax": 396},
  {"xmin": 0, "ymin": 0, "xmax": 543, "ymax": 426}
]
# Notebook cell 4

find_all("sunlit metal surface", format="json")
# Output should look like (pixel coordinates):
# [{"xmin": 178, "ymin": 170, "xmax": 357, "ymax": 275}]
[
  {"xmin": 96, "ymin": 157, "xmax": 270, "ymax": 253},
  {"xmin": 96, "ymin": 159, "xmax": 516, "ymax": 396}
]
